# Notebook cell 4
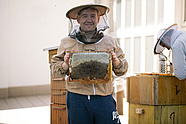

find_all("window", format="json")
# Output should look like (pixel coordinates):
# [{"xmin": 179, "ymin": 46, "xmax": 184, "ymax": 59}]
[
  {"xmin": 146, "ymin": 0, "xmax": 155, "ymax": 25},
  {"xmin": 145, "ymin": 36, "xmax": 154, "ymax": 72},
  {"xmin": 125, "ymin": 0, "xmax": 132, "ymax": 28},
  {"xmin": 116, "ymin": 0, "xmax": 121, "ymax": 29},
  {"xmin": 158, "ymin": 0, "xmax": 164, "ymax": 24},
  {"xmin": 125, "ymin": 38, "xmax": 131, "ymax": 73},
  {"xmin": 134, "ymin": 0, "xmax": 142, "ymax": 27},
  {"xmin": 134, "ymin": 37, "xmax": 141, "ymax": 73}
]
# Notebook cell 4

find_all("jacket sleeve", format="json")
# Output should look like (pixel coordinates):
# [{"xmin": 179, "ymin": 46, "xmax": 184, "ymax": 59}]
[
  {"xmin": 50, "ymin": 41, "xmax": 69, "ymax": 77},
  {"xmin": 112, "ymin": 40, "xmax": 128, "ymax": 76},
  {"xmin": 172, "ymin": 42, "xmax": 186, "ymax": 80}
]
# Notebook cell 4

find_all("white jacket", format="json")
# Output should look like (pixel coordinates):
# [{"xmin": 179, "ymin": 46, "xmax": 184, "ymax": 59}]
[{"xmin": 171, "ymin": 31, "xmax": 186, "ymax": 80}]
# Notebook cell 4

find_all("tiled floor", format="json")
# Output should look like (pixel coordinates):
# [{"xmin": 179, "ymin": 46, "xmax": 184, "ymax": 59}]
[
  {"xmin": 0, "ymin": 95, "xmax": 50, "ymax": 110},
  {"xmin": 0, "ymin": 95, "xmax": 128, "ymax": 124}
]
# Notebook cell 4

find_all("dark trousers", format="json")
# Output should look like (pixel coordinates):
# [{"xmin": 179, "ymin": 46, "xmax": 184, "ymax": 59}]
[{"xmin": 67, "ymin": 91, "xmax": 121, "ymax": 124}]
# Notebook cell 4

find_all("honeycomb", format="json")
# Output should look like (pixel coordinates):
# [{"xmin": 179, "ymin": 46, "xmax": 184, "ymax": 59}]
[{"xmin": 69, "ymin": 51, "xmax": 112, "ymax": 84}]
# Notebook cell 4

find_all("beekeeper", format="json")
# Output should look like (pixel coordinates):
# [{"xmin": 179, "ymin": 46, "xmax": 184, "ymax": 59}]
[
  {"xmin": 154, "ymin": 24, "xmax": 186, "ymax": 80},
  {"xmin": 51, "ymin": 3, "xmax": 128, "ymax": 124}
]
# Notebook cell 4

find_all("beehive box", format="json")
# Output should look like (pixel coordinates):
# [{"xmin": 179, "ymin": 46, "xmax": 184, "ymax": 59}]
[
  {"xmin": 128, "ymin": 103, "xmax": 186, "ymax": 124},
  {"xmin": 49, "ymin": 49, "xmax": 57, "ymax": 64},
  {"xmin": 127, "ymin": 75, "xmax": 186, "ymax": 105},
  {"xmin": 51, "ymin": 104, "xmax": 68, "ymax": 124},
  {"xmin": 69, "ymin": 51, "xmax": 112, "ymax": 84},
  {"xmin": 127, "ymin": 74, "xmax": 186, "ymax": 124},
  {"xmin": 51, "ymin": 77, "xmax": 66, "ymax": 90},
  {"xmin": 51, "ymin": 90, "xmax": 67, "ymax": 104},
  {"xmin": 51, "ymin": 77, "xmax": 67, "ymax": 104}
]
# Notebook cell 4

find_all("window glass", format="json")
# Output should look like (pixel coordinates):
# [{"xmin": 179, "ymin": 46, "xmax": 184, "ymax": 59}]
[
  {"xmin": 145, "ymin": 36, "xmax": 154, "ymax": 72},
  {"xmin": 158, "ymin": 0, "xmax": 164, "ymax": 24},
  {"xmin": 125, "ymin": 38, "xmax": 131, "ymax": 73},
  {"xmin": 125, "ymin": 0, "xmax": 132, "ymax": 28},
  {"xmin": 134, "ymin": 0, "xmax": 142, "ymax": 27},
  {"xmin": 146, "ymin": 0, "xmax": 155, "ymax": 25},
  {"xmin": 116, "ymin": 0, "xmax": 121, "ymax": 29},
  {"xmin": 134, "ymin": 37, "xmax": 141, "ymax": 73}
]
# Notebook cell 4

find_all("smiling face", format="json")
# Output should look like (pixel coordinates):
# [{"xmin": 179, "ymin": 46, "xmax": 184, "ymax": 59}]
[{"xmin": 77, "ymin": 8, "xmax": 100, "ymax": 32}]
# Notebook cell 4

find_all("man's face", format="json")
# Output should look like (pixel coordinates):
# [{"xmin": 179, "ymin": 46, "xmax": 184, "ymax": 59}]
[
  {"xmin": 77, "ymin": 8, "xmax": 100, "ymax": 32},
  {"xmin": 160, "ymin": 36, "xmax": 171, "ymax": 49}
]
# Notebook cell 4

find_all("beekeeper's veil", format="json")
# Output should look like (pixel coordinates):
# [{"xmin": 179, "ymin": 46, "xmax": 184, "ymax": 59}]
[
  {"xmin": 66, "ymin": 3, "xmax": 110, "ymax": 44},
  {"xmin": 154, "ymin": 24, "xmax": 178, "ymax": 54}
]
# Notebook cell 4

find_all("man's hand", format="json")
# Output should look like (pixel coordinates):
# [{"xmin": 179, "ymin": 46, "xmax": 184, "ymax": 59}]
[
  {"xmin": 107, "ymin": 47, "xmax": 120, "ymax": 67},
  {"xmin": 62, "ymin": 49, "xmax": 75, "ymax": 71}
]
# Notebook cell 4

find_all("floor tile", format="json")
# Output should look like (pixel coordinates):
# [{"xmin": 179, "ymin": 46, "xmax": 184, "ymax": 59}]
[
  {"xmin": 0, "ymin": 99, "xmax": 9, "ymax": 110},
  {"xmin": 5, "ymin": 98, "xmax": 22, "ymax": 109},
  {"xmin": 26, "ymin": 96, "xmax": 46, "ymax": 107},
  {"xmin": 37, "ymin": 95, "xmax": 50, "ymax": 105},
  {"xmin": 16, "ymin": 97, "xmax": 34, "ymax": 108}
]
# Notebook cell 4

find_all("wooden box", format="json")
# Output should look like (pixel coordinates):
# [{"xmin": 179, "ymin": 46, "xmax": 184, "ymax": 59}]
[
  {"xmin": 116, "ymin": 90, "xmax": 124, "ymax": 115},
  {"xmin": 51, "ymin": 104, "xmax": 68, "ymax": 124},
  {"xmin": 129, "ymin": 103, "xmax": 186, "ymax": 124},
  {"xmin": 127, "ymin": 75, "xmax": 186, "ymax": 105},
  {"xmin": 49, "ymin": 49, "xmax": 57, "ymax": 63},
  {"xmin": 51, "ymin": 77, "xmax": 66, "ymax": 90},
  {"xmin": 51, "ymin": 90, "xmax": 67, "ymax": 104},
  {"xmin": 51, "ymin": 77, "xmax": 67, "ymax": 104},
  {"xmin": 127, "ymin": 74, "xmax": 186, "ymax": 124}
]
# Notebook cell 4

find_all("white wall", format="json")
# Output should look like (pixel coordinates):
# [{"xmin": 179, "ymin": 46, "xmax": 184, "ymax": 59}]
[{"xmin": 0, "ymin": 0, "xmax": 94, "ymax": 89}]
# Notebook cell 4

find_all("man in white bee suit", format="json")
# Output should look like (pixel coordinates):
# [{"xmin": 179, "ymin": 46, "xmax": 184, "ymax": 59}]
[{"xmin": 154, "ymin": 24, "xmax": 186, "ymax": 80}]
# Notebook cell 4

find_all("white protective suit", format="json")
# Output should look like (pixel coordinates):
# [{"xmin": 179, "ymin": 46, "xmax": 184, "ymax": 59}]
[{"xmin": 154, "ymin": 24, "xmax": 186, "ymax": 80}]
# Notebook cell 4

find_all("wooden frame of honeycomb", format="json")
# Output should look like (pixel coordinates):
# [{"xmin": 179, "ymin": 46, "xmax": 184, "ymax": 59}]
[{"xmin": 68, "ymin": 51, "xmax": 112, "ymax": 84}]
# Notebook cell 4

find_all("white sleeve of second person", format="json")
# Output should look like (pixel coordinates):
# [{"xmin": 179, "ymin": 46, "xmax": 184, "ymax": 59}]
[{"xmin": 172, "ymin": 44, "xmax": 186, "ymax": 80}]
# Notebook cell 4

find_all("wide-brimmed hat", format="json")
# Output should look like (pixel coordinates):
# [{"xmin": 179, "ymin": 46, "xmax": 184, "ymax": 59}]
[
  {"xmin": 66, "ymin": 3, "xmax": 110, "ymax": 19},
  {"xmin": 154, "ymin": 24, "xmax": 178, "ymax": 54}
]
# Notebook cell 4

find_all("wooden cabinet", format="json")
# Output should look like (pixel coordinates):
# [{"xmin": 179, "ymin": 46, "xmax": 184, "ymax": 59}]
[{"xmin": 127, "ymin": 75, "xmax": 186, "ymax": 124}]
